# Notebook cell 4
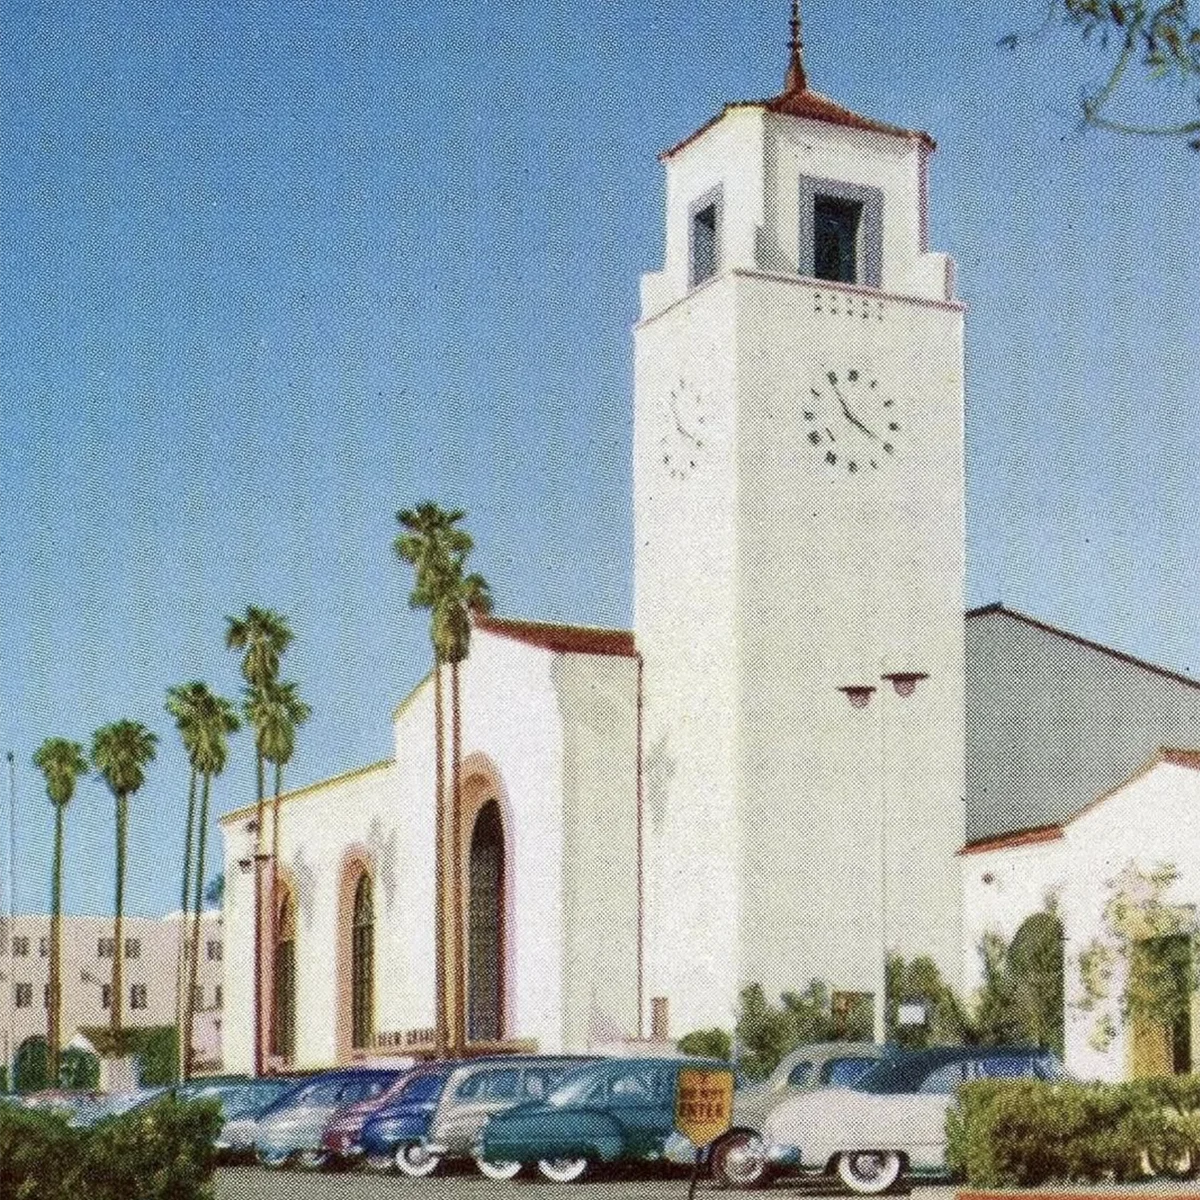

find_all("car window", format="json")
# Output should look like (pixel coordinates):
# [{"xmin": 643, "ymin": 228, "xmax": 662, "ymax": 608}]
[
  {"xmin": 362, "ymin": 1077, "xmax": 393, "ymax": 1099},
  {"xmin": 484, "ymin": 1069, "xmax": 521, "ymax": 1100},
  {"xmin": 454, "ymin": 1071, "xmax": 488, "ymax": 1101},
  {"xmin": 821, "ymin": 1057, "xmax": 877, "ymax": 1087},
  {"xmin": 402, "ymin": 1072, "xmax": 448, "ymax": 1103},
  {"xmin": 918, "ymin": 1062, "xmax": 965, "ymax": 1094},
  {"xmin": 974, "ymin": 1056, "xmax": 1036, "ymax": 1080},
  {"xmin": 1035, "ymin": 1055, "xmax": 1070, "ymax": 1081},
  {"xmin": 609, "ymin": 1068, "xmax": 663, "ymax": 1107},
  {"xmin": 786, "ymin": 1060, "xmax": 815, "ymax": 1086}
]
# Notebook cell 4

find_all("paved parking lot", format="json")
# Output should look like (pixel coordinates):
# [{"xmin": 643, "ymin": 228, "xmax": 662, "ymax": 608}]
[{"xmin": 213, "ymin": 1166, "xmax": 956, "ymax": 1200}]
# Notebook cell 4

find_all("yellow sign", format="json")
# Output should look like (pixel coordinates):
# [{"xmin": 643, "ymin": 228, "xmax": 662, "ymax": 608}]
[{"xmin": 674, "ymin": 1067, "xmax": 734, "ymax": 1147}]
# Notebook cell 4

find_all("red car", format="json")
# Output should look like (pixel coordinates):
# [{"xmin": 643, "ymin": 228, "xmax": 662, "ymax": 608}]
[{"xmin": 322, "ymin": 1068, "xmax": 417, "ymax": 1166}]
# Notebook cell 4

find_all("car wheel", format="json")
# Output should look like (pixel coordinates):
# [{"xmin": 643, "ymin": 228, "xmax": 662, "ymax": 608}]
[
  {"xmin": 711, "ymin": 1130, "xmax": 769, "ymax": 1189},
  {"xmin": 296, "ymin": 1148, "xmax": 329, "ymax": 1171},
  {"xmin": 537, "ymin": 1156, "xmax": 590, "ymax": 1183},
  {"xmin": 475, "ymin": 1156, "xmax": 523, "ymax": 1180},
  {"xmin": 836, "ymin": 1150, "xmax": 903, "ymax": 1195},
  {"xmin": 394, "ymin": 1141, "xmax": 442, "ymax": 1178},
  {"xmin": 256, "ymin": 1147, "xmax": 291, "ymax": 1170}
]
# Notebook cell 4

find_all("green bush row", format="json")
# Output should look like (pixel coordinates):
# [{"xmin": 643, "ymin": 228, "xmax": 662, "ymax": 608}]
[
  {"xmin": 946, "ymin": 1075, "xmax": 1200, "ymax": 1187},
  {"xmin": 0, "ymin": 1095, "xmax": 222, "ymax": 1200}
]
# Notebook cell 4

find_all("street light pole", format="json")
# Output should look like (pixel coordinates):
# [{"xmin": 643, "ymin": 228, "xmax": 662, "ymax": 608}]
[{"xmin": 838, "ymin": 671, "xmax": 928, "ymax": 1046}]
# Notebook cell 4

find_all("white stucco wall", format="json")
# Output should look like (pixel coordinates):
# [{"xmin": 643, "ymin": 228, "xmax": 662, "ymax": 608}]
[{"xmin": 963, "ymin": 756, "xmax": 1200, "ymax": 1081}]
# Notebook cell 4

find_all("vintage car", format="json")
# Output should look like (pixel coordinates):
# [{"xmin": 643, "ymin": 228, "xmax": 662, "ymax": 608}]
[
  {"xmin": 475, "ymin": 1055, "xmax": 729, "ymax": 1183},
  {"xmin": 760, "ymin": 1045, "xmax": 1068, "ymax": 1194},
  {"xmin": 359, "ymin": 1062, "xmax": 463, "ymax": 1175},
  {"xmin": 678, "ymin": 1041, "xmax": 883, "ymax": 1188},
  {"xmin": 425, "ymin": 1055, "xmax": 596, "ymax": 1179}
]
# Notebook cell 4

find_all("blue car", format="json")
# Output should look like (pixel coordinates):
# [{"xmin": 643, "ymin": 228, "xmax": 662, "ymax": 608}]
[{"xmin": 360, "ymin": 1062, "xmax": 462, "ymax": 1175}]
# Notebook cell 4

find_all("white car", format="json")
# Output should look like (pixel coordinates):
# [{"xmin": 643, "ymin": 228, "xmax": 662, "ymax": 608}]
[{"xmin": 759, "ymin": 1046, "xmax": 1067, "ymax": 1194}]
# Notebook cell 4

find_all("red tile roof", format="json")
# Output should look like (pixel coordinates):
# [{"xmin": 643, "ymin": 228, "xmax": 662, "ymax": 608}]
[
  {"xmin": 959, "ymin": 824, "xmax": 1065, "ymax": 856},
  {"xmin": 661, "ymin": 85, "xmax": 934, "ymax": 161},
  {"xmin": 474, "ymin": 613, "xmax": 638, "ymax": 659}
]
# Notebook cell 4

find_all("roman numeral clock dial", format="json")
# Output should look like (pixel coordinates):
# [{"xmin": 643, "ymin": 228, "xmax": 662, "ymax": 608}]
[{"xmin": 802, "ymin": 367, "xmax": 902, "ymax": 474}]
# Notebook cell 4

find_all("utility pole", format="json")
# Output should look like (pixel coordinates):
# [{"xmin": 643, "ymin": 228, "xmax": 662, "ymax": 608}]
[{"xmin": 5, "ymin": 751, "xmax": 16, "ymax": 1091}]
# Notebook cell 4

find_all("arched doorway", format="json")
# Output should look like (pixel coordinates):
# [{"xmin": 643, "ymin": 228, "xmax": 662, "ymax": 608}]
[
  {"xmin": 350, "ymin": 874, "xmax": 375, "ymax": 1051},
  {"xmin": 1009, "ymin": 910, "xmax": 1065, "ymax": 1057},
  {"xmin": 272, "ymin": 886, "xmax": 297, "ymax": 1062},
  {"xmin": 467, "ymin": 799, "xmax": 504, "ymax": 1043}
]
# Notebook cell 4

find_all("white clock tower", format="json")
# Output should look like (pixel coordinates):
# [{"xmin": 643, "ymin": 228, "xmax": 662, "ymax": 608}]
[{"xmin": 634, "ymin": 11, "xmax": 965, "ymax": 1036}]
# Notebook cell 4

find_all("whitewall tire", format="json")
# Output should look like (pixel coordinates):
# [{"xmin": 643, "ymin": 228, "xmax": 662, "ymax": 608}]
[
  {"xmin": 836, "ymin": 1150, "xmax": 903, "ymax": 1194},
  {"xmin": 537, "ymin": 1156, "xmax": 590, "ymax": 1183},
  {"xmin": 394, "ymin": 1142, "xmax": 442, "ymax": 1178},
  {"xmin": 475, "ymin": 1156, "xmax": 523, "ymax": 1180},
  {"xmin": 710, "ymin": 1130, "xmax": 768, "ymax": 1189}
]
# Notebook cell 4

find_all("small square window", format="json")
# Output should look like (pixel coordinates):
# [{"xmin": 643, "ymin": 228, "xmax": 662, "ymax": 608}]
[
  {"xmin": 814, "ymin": 196, "xmax": 862, "ymax": 284},
  {"xmin": 12, "ymin": 936, "xmax": 29, "ymax": 958},
  {"xmin": 130, "ymin": 984, "xmax": 148, "ymax": 1010},
  {"xmin": 14, "ymin": 982, "xmax": 32, "ymax": 1008},
  {"xmin": 98, "ymin": 938, "xmax": 115, "ymax": 960},
  {"xmin": 125, "ymin": 938, "xmax": 141, "ymax": 960},
  {"xmin": 207, "ymin": 940, "xmax": 222, "ymax": 962},
  {"xmin": 101, "ymin": 984, "xmax": 112, "ymax": 1010},
  {"xmin": 214, "ymin": 985, "xmax": 223, "ymax": 1010}
]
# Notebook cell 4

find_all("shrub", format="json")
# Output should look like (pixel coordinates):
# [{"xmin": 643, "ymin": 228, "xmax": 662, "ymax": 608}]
[
  {"xmin": 0, "ymin": 1095, "xmax": 222, "ymax": 1200},
  {"xmin": 677, "ymin": 1027, "xmax": 732, "ymax": 1060}
]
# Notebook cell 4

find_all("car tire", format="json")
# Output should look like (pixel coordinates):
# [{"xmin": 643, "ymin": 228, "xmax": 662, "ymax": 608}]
[
  {"xmin": 836, "ymin": 1150, "xmax": 903, "ymax": 1195},
  {"xmin": 475, "ymin": 1156, "xmax": 524, "ymax": 1180},
  {"xmin": 256, "ymin": 1147, "xmax": 291, "ymax": 1170},
  {"xmin": 537, "ymin": 1155, "xmax": 590, "ymax": 1183},
  {"xmin": 710, "ymin": 1130, "xmax": 769, "ymax": 1189},
  {"xmin": 394, "ymin": 1141, "xmax": 442, "ymax": 1178},
  {"xmin": 296, "ymin": 1149, "xmax": 329, "ymax": 1171}
]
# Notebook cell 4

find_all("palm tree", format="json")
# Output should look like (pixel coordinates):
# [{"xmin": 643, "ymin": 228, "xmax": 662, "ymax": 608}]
[
  {"xmin": 165, "ymin": 680, "xmax": 208, "ymax": 1075},
  {"xmin": 395, "ymin": 503, "xmax": 491, "ymax": 1055},
  {"xmin": 91, "ymin": 720, "xmax": 158, "ymax": 1035},
  {"xmin": 32, "ymin": 737, "xmax": 87, "ymax": 1085},
  {"xmin": 225, "ymin": 605, "xmax": 294, "ymax": 1075},
  {"xmin": 244, "ymin": 678, "xmax": 310, "ymax": 1059},
  {"xmin": 181, "ymin": 687, "xmax": 240, "ymax": 1079},
  {"xmin": 395, "ymin": 503, "xmax": 472, "ymax": 1057}
]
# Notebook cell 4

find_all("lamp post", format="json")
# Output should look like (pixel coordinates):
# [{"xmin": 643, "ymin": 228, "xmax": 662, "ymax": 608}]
[{"xmin": 837, "ymin": 671, "xmax": 928, "ymax": 1045}]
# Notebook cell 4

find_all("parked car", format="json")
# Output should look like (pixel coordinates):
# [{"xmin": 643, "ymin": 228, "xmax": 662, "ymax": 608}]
[
  {"xmin": 760, "ymin": 1045, "xmax": 1069, "ymax": 1194},
  {"xmin": 668, "ymin": 1042, "xmax": 884, "ymax": 1188},
  {"xmin": 359, "ymin": 1062, "xmax": 463, "ymax": 1175},
  {"xmin": 217, "ymin": 1077, "xmax": 310, "ymax": 1159},
  {"xmin": 424, "ymin": 1055, "xmax": 597, "ymax": 1179},
  {"xmin": 321, "ymin": 1069, "xmax": 418, "ymax": 1167},
  {"xmin": 253, "ymin": 1068, "xmax": 408, "ymax": 1169},
  {"xmin": 475, "ymin": 1055, "xmax": 729, "ymax": 1183}
]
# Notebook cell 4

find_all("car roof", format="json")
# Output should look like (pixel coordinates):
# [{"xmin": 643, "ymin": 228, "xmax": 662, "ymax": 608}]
[{"xmin": 857, "ymin": 1045, "xmax": 1047, "ymax": 1091}]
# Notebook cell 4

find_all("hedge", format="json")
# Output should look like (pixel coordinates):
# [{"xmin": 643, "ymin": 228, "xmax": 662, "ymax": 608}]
[
  {"xmin": 946, "ymin": 1075, "xmax": 1200, "ymax": 1187},
  {"xmin": 0, "ymin": 1094, "xmax": 222, "ymax": 1200}
]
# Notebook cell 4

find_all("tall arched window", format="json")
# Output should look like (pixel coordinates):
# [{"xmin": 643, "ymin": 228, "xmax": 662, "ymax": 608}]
[
  {"xmin": 272, "ymin": 889, "xmax": 296, "ymax": 1061},
  {"xmin": 468, "ymin": 800, "xmax": 504, "ymax": 1043},
  {"xmin": 350, "ymin": 874, "xmax": 375, "ymax": 1050}
]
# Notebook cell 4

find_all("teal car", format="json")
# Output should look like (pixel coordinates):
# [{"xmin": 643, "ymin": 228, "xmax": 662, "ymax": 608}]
[{"xmin": 475, "ymin": 1056, "xmax": 726, "ymax": 1183}]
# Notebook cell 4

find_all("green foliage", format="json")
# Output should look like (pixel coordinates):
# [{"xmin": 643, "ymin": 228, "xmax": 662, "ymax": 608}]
[
  {"xmin": 0, "ymin": 1096, "xmax": 222, "ymax": 1200},
  {"xmin": 13, "ymin": 1037, "xmax": 49, "ymax": 1093},
  {"xmin": 886, "ymin": 954, "xmax": 972, "ymax": 1048},
  {"xmin": 79, "ymin": 1026, "xmax": 180, "ymax": 1086},
  {"xmin": 733, "ymin": 981, "xmax": 869, "ymax": 1078},
  {"xmin": 945, "ymin": 1077, "xmax": 1193, "ymax": 1186},
  {"xmin": 1002, "ymin": 1, "xmax": 1200, "ymax": 148},
  {"xmin": 677, "ymin": 1027, "xmax": 733, "ymax": 1060}
]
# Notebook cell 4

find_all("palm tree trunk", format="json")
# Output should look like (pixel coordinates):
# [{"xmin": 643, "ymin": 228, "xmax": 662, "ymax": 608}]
[
  {"xmin": 184, "ymin": 772, "xmax": 212, "ymax": 1081},
  {"xmin": 268, "ymin": 760, "xmax": 282, "ymax": 1060},
  {"xmin": 253, "ymin": 747, "xmax": 265, "ymax": 1076},
  {"xmin": 450, "ymin": 659, "xmax": 465, "ymax": 1054},
  {"xmin": 433, "ymin": 660, "xmax": 447, "ymax": 1058},
  {"xmin": 48, "ymin": 803, "xmax": 64, "ymax": 1085},
  {"xmin": 175, "ymin": 767, "xmax": 197, "ymax": 1081},
  {"xmin": 111, "ymin": 793, "xmax": 127, "ymax": 1035}
]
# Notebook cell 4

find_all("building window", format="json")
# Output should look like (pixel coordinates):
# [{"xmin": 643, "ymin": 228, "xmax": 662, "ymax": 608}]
[
  {"xmin": 214, "ymin": 985, "xmax": 223, "ymax": 1011},
  {"xmin": 814, "ymin": 196, "xmax": 862, "ymax": 283},
  {"xmin": 12, "ymin": 936, "xmax": 29, "ymax": 957},
  {"xmin": 125, "ymin": 938, "xmax": 141, "ymax": 960},
  {"xmin": 273, "ymin": 890, "xmax": 296, "ymax": 1060},
  {"xmin": 467, "ymin": 800, "xmax": 505, "ymax": 1043},
  {"xmin": 39, "ymin": 937, "xmax": 50, "ymax": 957},
  {"xmin": 130, "ymin": 984, "xmax": 148, "ymax": 1011},
  {"xmin": 101, "ymin": 984, "xmax": 112, "ymax": 1010},
  {"xmin": 688, "ymin": 187, "xmax": 722, "ymax": 288},
  {"xmin": 350, "ymin": 875, "xmax": 374, "ymax": 1051},
  {"xmin": 798, "ymin": 176, "xmax": 883, "ymax": 288},
  {"xmin": 206, "ymin": 940, "xmax": 222, "ymax": 962},
  {"xmin": 14, "ymin": 982, "xmax": 32, "ymax": 1008},
  {"xmin": 97, "ymin": 937, "xmax": 115, "ymax": 959}
]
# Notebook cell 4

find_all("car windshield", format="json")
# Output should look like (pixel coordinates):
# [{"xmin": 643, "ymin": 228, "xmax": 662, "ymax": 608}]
[
  {"xmin": 855, "ymin": 1056, "xmax": 956, "ymax": 1095},
  {"xmin": 394, "ymin": 1071, "xmax": 449, "ymax": 1105},
  {"xmin": 545, "ymin": 1063, "xmax": 608, "ymax": 1108}
]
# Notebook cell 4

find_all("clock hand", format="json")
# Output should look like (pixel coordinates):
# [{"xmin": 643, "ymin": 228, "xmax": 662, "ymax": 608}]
[
  {"xmin": 669, "ymin": 397, "xmax": 703, "ymax": 446},
  {"xmin": 831, "ymin": 382, "xmax": 878, "ymax": 440}
]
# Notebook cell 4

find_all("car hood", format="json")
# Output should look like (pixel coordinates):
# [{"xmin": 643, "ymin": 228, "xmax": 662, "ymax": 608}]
[{"xmin": 259, "ymin": 1104, "xmax": 336, "ymax": 1136}]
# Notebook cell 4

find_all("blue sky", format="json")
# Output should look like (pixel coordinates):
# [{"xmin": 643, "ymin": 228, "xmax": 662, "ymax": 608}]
[{"xmin": 2, "ymin": 1, "xmax": 1197, "ymax": 917}]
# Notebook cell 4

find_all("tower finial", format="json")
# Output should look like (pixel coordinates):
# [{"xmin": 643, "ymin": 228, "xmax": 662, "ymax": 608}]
[{"xmin": 785, "ymin": 0, "xmax": 807, "ymax": 93}]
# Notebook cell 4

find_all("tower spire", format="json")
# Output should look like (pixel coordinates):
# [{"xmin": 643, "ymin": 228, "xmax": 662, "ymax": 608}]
[{"xmin": 784, "ymin": 0, "xmax": 807, "ymax": 93}]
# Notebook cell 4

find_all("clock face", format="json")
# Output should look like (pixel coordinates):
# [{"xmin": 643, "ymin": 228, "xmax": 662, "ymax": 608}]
[
  {"xmin": 657, "ymin": 379, "xmax": 712, "ymax": 481},
  {"xmin": 801, "ymin": 367, "xmax": 901, "ymax": 475}
]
